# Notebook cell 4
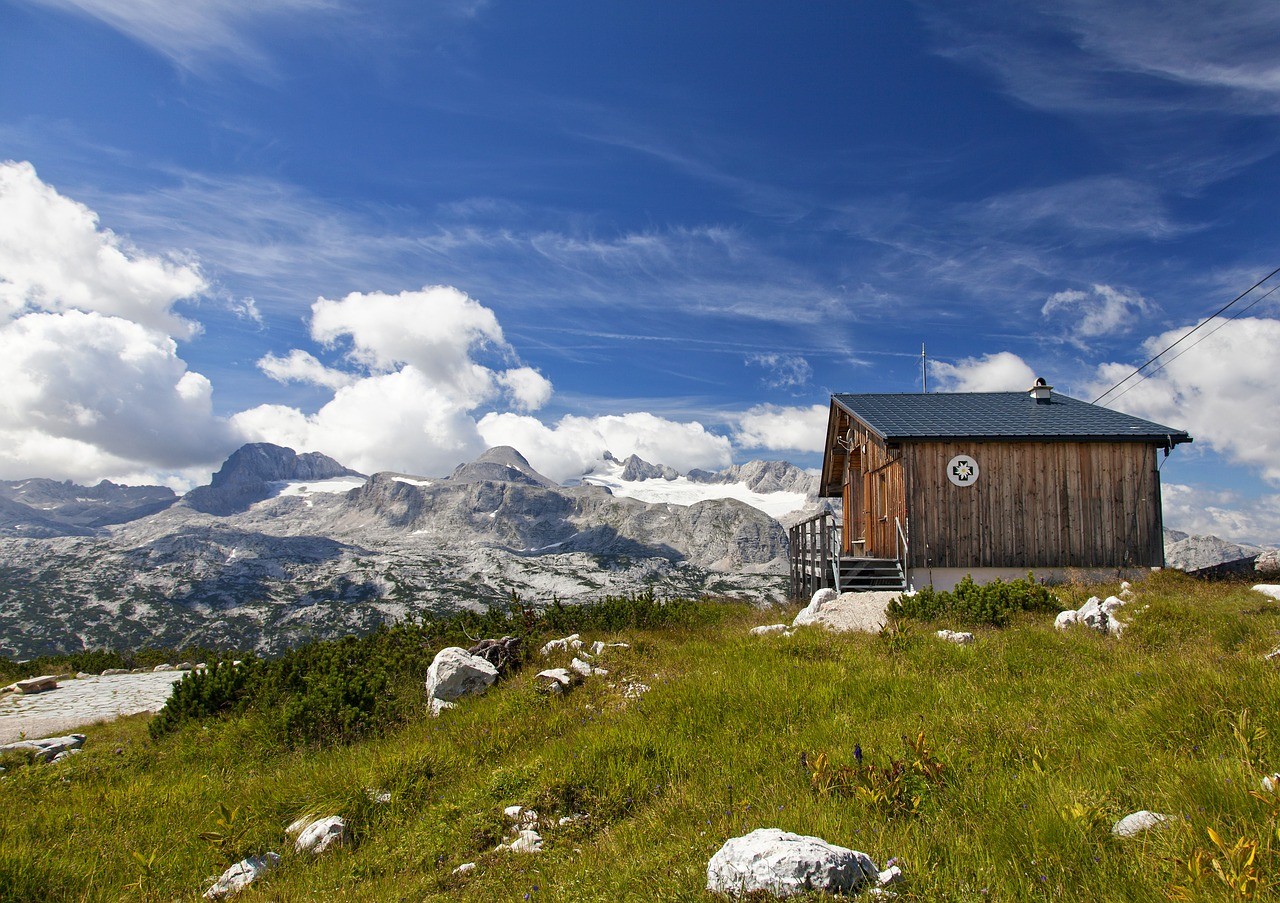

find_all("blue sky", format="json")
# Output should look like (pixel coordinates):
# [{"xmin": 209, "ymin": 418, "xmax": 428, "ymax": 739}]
[{"xmin": 1, "ymin": 1, "xmax": 1279, "ymax": 542}]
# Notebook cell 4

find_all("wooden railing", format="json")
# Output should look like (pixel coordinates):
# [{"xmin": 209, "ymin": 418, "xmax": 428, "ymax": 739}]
[{"xmin": 788, "ymin": 510, "xmax": 839, "ymax": 601}]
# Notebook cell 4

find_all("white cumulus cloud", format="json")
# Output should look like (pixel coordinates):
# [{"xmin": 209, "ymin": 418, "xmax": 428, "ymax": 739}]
[
  {"xmin": 258, "ymin": 349, "xmax": 356, "ymax": 391},
  {"xmin": 0, "ymin": 162, "xmax": 235, "ymax": 483},
  {"xmin": 731, "ymin": 404, "xmax": 828, "ymax": 453},
  {"xmin": 1091, "ymin": 317, "xmax": 1280, "ymax": 483},
  {"xmin": 0, "ymin": 160, "xmax": 205, "ymax": 338},
  {"xmin": 0, "ymin": 310, "xmax": 234, "ymax": 479},
  {"xmin": 242, "ymin": 286, "xmax": 554, "ymax": 475},
  {"xmin": 928, "ymin": 351, "xmax": 1039, "ymax": 392},
  {"xmin": 1042, "ymin": 283, "xmax": 1152, "ymax": 339},
  {"xmin": 478, "ymin": 411, "xmax": 732, "ymax": 483}
]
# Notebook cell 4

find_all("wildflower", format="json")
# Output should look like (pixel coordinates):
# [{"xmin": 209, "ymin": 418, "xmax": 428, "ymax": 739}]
[{"xmin": 854, "ymin": 744, "xmax": 863, "ymax": 764}]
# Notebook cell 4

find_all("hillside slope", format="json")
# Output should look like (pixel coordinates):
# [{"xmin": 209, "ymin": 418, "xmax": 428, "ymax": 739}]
[{"xmin": 2, "ymin": 572, "xmax": 1278, "ymax": 901}]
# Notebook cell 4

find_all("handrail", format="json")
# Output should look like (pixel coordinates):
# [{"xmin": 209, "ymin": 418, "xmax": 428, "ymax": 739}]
[{"xmin": 894, "ymin": 516, "xmax": 909, "ymax": 568}]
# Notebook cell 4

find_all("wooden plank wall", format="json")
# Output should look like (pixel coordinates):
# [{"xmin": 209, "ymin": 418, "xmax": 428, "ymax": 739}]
[
  {"xmin": 839, "ymin": 417, "xmax": 904, "ymax": 558},
  {"xmin": 901, "ymin": 441, "xmax": 1162, "ymax": 569}
]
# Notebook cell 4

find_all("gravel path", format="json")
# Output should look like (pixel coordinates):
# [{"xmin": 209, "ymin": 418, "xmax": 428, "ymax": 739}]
[{"xmin": 0, "ymin": 672, "xmax": 185, "ymax": 744}]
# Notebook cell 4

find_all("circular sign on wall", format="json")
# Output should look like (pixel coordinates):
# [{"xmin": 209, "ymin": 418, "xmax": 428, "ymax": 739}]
[{"xmin": 946, "ymin": 454, "xmax": 979, "ymax": 487}]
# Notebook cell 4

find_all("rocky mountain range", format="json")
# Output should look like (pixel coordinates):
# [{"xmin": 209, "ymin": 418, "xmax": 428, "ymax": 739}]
[
  {"xmin": 0, "ymin": 442, "xmax": 1268, "ymax": 661},
  {"xmin": 0, "ymin": 444, "xmax": 816, "ymax": 659}
]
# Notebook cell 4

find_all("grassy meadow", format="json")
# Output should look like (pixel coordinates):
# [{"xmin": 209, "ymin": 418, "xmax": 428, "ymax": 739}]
[{"xmin": 2, "ymin": 571, "xmax": 1280, "ymax": 901}]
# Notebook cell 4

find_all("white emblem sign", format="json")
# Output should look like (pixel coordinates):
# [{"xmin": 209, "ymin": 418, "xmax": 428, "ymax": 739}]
[{"xmin": 947, "ymin": 454, "xmax": 979, "ymax": 487}]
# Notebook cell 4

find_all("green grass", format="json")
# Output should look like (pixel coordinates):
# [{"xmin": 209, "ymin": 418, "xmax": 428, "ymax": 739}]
[{"xmin": 3, "ymin": 572, "xmax": 1280, "ymax": 901}]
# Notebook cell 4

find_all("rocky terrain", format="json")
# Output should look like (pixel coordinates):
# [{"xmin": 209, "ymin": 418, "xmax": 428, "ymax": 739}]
[
  {"xmin": 0, "ymin": 439, "xmax": 1268, "ymax": 661},
  {"xmin": 1162, "ymin": 529, "xmax": 1266, "ymax": 572},
  {"xmin": 0, "ymin": 444, "xmax": 812, "ymax": 658}
]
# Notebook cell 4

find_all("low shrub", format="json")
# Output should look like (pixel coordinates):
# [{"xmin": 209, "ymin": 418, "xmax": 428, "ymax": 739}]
[
  {"xmin": 148, "ymin": 591, "xmax": 719, "ymax": 748},
  {"xmin": 890, "ymin": 573, "xmax": 1059, "ymax": 626}
]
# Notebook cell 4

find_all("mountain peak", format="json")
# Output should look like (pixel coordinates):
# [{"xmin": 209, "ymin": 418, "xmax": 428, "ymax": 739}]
[
  {"xmin": 450, "ymin": 446, "xmax": 557, "ymax": 488},
  {"xmin": 185, "ymin": 443, "xmax": 365, "ymax": 515}
]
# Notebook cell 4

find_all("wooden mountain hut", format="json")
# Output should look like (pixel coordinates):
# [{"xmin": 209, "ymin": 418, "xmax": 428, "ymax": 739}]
[{"xmin": 789, "ymin": 379, "xmax": 1192, "ymax": 598}]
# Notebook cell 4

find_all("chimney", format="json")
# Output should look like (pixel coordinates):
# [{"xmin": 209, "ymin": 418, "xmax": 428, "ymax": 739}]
[{"xmin": 1029, "ymin": 377, "xmax": 1053, "ymax": 403}]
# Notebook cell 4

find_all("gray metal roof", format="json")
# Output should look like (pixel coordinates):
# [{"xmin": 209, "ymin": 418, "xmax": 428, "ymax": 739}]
[{"xmin": 831, "ymin": 392, "xmax": 1192, "ymax": 444}]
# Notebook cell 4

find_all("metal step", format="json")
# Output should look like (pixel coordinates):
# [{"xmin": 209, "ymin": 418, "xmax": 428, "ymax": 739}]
[{"xmin": 834, "ymin": 556, "xmax": 906, "ymax": 592}]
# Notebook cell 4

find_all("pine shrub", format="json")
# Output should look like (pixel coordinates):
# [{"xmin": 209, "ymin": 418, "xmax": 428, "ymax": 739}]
[{"xmin": 889, "ymin": 573, "xmax": 1058, "ymax": 626}]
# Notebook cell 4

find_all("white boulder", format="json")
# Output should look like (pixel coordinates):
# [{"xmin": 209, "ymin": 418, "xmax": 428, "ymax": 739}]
[
  {"xmin": 569, "ymin": 657, "xmax": 607, "ymax": 678},
  {"xmin": 1112, "ymin": 810, "xmax": 1169, "ymax": 837},
  {"xmin": 750, "ymin": 624, "xmax": 790, "ymax": 636},
  {"xmin": 706, "ymin": 828, "xmax": 878, "ymax": 898},
  {"xmin": 1, "ymin": 733, "xmax": 85, "ymax": 764},
  {"xmin": 535, "ymin": 668, "xmax": 578, "ymax": 695},
  {"xmin": 453, "ymin": 862, "xmax": 476, "ymax": 875},
  {"xmin": 295, "ymin": 815, "xmax": 346, "ymax": 855},
  {"xmin": 540, "ymin": 634, "xmax": 583, "ymax": 656},
  {"xmin": 204, "ymin": 853, "xmax": 280, "ymax": 899},
  {"xmin": 1054, "ymin": 610, "xmax": 1079, "ymax": 630},
  {"xmin": 15, "ymin": 675, "xmax": 58, "ymax": 693},
  {"xmin": 936, "ymin": 629, "xmax": 974, "ymax": 645},
  {"xmin": 1253, "ymin": 585, "xmax": 1280, "ymax": 601},
  {"xmin": 505, "ymin": 829, "xmax": 543, "ymax": 853},
  {"xmin": 793, "ymin": 591, "xmax": 895, "ymax": 633},
  {"xmin": 425, "ymin": 647, "xmax": 498, "ymax": 703}
]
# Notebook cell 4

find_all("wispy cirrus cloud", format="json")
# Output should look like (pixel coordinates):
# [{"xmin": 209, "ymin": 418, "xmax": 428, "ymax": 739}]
[
  {"xmin": 18, "ymin": 0, "xmax": 353, "ymax": 73},
  {"xmin": 921, "ymin": 0, "xmax": 1280, "ymax": 115}
]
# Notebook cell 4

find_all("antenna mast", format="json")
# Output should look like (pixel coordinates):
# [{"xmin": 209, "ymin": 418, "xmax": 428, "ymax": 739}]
[{"xmin": 921, "ymin": 342, "xmax": 927, "ymax": 393}]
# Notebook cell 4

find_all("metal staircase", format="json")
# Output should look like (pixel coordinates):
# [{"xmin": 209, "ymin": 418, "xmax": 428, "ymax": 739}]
[{"xmin": 831, "ymin": 556, "xmax": 906, "ymax": 593}]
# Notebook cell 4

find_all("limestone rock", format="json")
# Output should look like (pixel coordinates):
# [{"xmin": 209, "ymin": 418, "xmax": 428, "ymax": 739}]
[
  {"xmin": 936, "ymin": 629, "xmax": 974, "ymax": 645},
  {"xmin": 153, "ymin": 663, "xmax": 176, "ymax": 672},
  {"xmin": 15, "ymin": 675, "xmax": 57, "ymax": 693},
  {"xmin": 453, "ymin": 862, "xmax": 476, "ymax": 875},
  {"xmin": 535, "ymin": 668, "xmax": 578, "ymax": 695},
  {"xmin": 494, "ymin": 824, "xmax": 540, "ymax": 850},
  {"xmin": 203, "ymin": 852, "xmax": 280, "ymax": 899},
  {"xmin": 750, "ymin": 624, "xmax": 790, "ymax": 636},
  {"xmin": 792, "ymin": 588, "xmax": 838, "ymax": 627},
  {"xmin": 540, "ymin": 634, "xmax": 583, "ymax": 656},
  {"xmin": 793, "ymin": 591, "xmax": 896, "ymax": 633},
  {"xmin": 425, "ymin": 647, "xmax": 498, "ymax": 703},
  {"xmin": 428, "ymin": 697, "xmax": 458, "ymax": 717},
  {"xmin": 706, "ymin": 828, "xmax": 878, "ymax": 897},
  {"xmin": 1, "ymin": 733, "xmax": 85, "ymax": 764},
  {"xmin": 1253, "ymin": 585, "xmax": 1280, "ymax": 601},
  {"xmin": 570, "ymin": 657, "xmax": 607, "ymax": 678},
  {"xmin": 1257, "ymin": 549, "xmax": 1280, "ymax": 578},
  {"xmin": 1054, "ymin": 610, "xmax": 1079, "ymax": 630},
  {"xmin": 295, "ymin": 815, "xmax": 346, "ymax": 855},
  {"xmin": 1112, "ymin": 810, "xmax": 1169, "ymax": 837},
  {"xmin": 504, "ymin": 806, "xmax": 538, "ymax": 828},
  {"xmin": 285, "ymin": 815, "xmax": 316, "ymax": 838}
]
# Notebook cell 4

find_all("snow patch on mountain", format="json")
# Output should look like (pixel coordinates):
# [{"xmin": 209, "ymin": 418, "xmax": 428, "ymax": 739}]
[
  {"xmin": 267, "ymin": 477, "xmax": 370, "ymax": 499},
  {"xmin": 574, "ymin": 456, "xmax": 809, "ymax": 520}
]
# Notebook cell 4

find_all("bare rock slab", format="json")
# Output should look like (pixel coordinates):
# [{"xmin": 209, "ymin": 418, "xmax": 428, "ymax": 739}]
[
  {"xmin": 707, "ymin": 828, "xmax": 878, "ymax": 898},
  {"xmin": 204, "ymin": 852, "xmax": 280, "ymax": 899},
  {"xmin": 1112, "ymin": 810, "xmax": 1169, "ymax": 837},
  {"xmin": 294, "ymin": 815, "xmax": 346, "ymax": 855},
  {"xmin": 15, "ymin": 675, "xmax": 57, "ymax": 694},
  {"xmin": 793, "ymin": 591, "xmax": 899, "ymax": 633},
  {"xmin": 425, "ymin": 647, "xmax": 499, "ymax": 703}
]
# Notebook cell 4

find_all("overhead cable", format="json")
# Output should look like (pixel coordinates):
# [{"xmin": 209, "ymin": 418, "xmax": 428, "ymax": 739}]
[{"xmin": 1092, "ymin": 264, "xmax": 1280, "ymax": 405}]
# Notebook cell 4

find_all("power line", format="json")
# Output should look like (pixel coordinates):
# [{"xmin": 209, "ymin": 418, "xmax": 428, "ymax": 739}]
[
  {"xmin": 1104, "ymin": 280, "xmax": 1280, "ymax": 406},
  {"xmin": 1092, "ymin": 264, "xmax": 1280, "ymax": 405}
]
